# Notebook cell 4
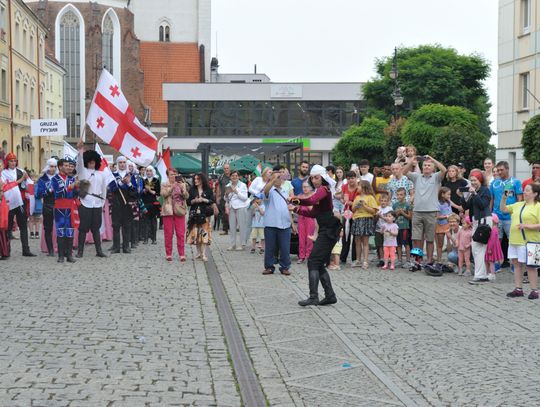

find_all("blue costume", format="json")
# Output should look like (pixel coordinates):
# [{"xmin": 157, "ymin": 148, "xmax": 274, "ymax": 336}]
[
  {"xmin": 35, "ymin": 172, "xmax": 56, "ymax": 255},
  {"xmin": 52, "ymin": 172, "xmax": 78, "ymax": 263}
]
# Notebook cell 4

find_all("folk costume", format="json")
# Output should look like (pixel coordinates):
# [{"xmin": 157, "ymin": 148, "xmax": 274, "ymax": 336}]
[
  {"xmin": 141, "ymin": 166, "xmax": 161, "ymax": 245},
  {"xmin": 294, "ymin": 165, "xmax": 341, "ymax": 306},
  {"xmin": 127, "ymin": 161, "xmax": 144, "ymax": 249},
  {"xmin": 35, "ymin": 158, "xmax": 58, "ymax": 256},
  {"xmin": 108, "ymin": 156, "xmax": 137, "ymax": 253},
  {"xmin": 51, "ymin": 163, "xmax": 78, "ymax": 263},
  {"xmin": 75, "ymin": 150, "xmax": 108, "ymax": 258},
  {"xmin": 1, "ymin": 152, "xmax": 35, "ymax": 256}
]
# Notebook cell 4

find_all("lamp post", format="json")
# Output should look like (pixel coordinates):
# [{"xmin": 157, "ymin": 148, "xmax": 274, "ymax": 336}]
[{"xmin": 389, "ymin": 47, "xmax": 404, "ymax": 121}]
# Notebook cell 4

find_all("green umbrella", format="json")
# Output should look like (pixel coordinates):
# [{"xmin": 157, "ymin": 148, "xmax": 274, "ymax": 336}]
[{"xmin": 170, "ymin": 153, "xmax": 202, "ymax": 174}]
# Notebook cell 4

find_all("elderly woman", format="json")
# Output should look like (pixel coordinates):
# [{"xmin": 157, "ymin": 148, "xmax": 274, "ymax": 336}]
[
  {"xmin": 501, "ymin": 183, "xmax": 540, "ymax": 299},
  {"xmin": 142, "ymin": 165, "xmax": 161, "ymax": 245},
  {"xmin": 161, "ymin": 168, "xmax": 189, "ymax": 262},
  {"xmin": 292, "ymin": 165, "xmax": 341, "ymax": 306},
  {"xmin": 458, "ymin": 169, "xmax": 492, "ymax": 283},
  {"xmin": 187, "ymin": 173, "xmax": 215, "ymax": 261}
]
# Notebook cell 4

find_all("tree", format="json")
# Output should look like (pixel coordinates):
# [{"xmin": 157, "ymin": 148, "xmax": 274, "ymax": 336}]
[
  {"xmin": 383, "ymin": 118, "xmax": 406, "ymax": 163},
  {"xmin": 331, "ymin": 117, "xmax": 386, "ymax": 169},
  {"xmin": 430, "ymin": 125, "xmax": 490, "ymax": 171},
  {"xmin": 363, "ymin": 45, "xmax": 492, "ymax": 136},
  {"xmin": 401, "ymin": 104, "xmax": 480, "ymax": 154},
  {"xmin": 522, "ymin": 114, "xmax": 540, "ymax": 164}
]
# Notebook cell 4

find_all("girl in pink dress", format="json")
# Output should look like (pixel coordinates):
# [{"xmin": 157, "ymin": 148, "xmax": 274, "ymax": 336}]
[
  {"xmin": 485, "ymin": 213, "xmax": 504, "ymax": 281},
  {"xmin": 296, "ymin": 182, "xmax": 316, "ymax": 263},
  {"xmin": 456, "ymin": 218, "xmax": 473, "ymax": 276}
]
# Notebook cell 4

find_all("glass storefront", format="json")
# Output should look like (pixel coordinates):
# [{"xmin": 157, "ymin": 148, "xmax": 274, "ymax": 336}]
[{"xmin": 168, "ymin": 100, "xmax": 365, "ymax": 138}]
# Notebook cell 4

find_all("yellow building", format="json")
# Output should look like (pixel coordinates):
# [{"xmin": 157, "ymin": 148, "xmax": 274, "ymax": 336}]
[
  {"xmin": 0, "ymin": 0, "xmax": 46, "ymax": 172},
  {"xmin": 42, "ymin": 54, "xmax": 65, "ymax": 163}
]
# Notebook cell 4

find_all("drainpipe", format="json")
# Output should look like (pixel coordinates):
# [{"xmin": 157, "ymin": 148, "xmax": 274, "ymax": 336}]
[{"xmin": 8, "ymin": 0, "xmax": 13, "ymax": 152}]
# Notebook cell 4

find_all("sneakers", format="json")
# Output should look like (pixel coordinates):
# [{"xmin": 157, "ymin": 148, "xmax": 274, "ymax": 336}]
[
  {"xmin": 227, "ymin": 246, "xmax": 236, "ymax": 251},
  {"xmin": 262, "ymin": 268, "xmax": 274, "ymax": 275},
  {"xmin": 296, "ymin": 258, "xmax": 305, "ymax": 264},
  {"xmin": 376, "ymin": 260, "xmax": 385, "ymax": 267},
  {"xmin": 362, "ymin": 261, "xmax": 369, "ymax": 270},
  {"xmin": 487, "ymin": 273, "xmax": 496, "ymax": 282},
  {"xmin": 381, "ymin": 265, "xmax": 388, "ymax": 270},
  {"xmin": 528, "ymin": 290, "xmax": 539, "ymax": 300},
  {"xmin": 506, "ymin": 288, "xmax": 524, "ymax": 298}
]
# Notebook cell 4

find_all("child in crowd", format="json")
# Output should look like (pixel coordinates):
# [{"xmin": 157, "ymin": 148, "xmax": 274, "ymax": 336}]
[
  {"xmin": 28, "ymin": 173, "xmax": 42, "ymax": 239},
  {"xmin": 485, "ymin": 213, "xmax": 504, "ymax": 281},
  {"xmin": 436, "ymin": 187, "xmax": 453, "ymax": 262},
  {"xmin": 392, "ymin": 187, "xmax": 412, "ymax": 267},
  {"xmin": 328, "ymin": 229, "xmax": 344, "ymax": 271},
  {"xmin": 445, "ymin": 214, "xmax": 461, "ymax": 270},
  {"xmin": 297, "ymin": 182, "xmax": 316, "ymax": 263},
  {"xmin": 358, "ymin": 159, "xmax": 374, "ymax": 183},
  {"xmin": 352, "ymin": 180, "xmax": 378, "ymax": 269},
  {"xmin": 456, "ymin": 217, "xmax": 473, "ymax": 276},
  {"xmin": 380, "ymin": 211, "xmax": 399, "ymax": 270},
  {"xmin": 375, "ymin": 192, "xmax": 393, "ymax": 267},
  {"xmin": 405, "ymin": 145, "xmax": 421, "ymax": 173},
  {"xmin": 249, "ymin": 198, "xmax": 265, "ymax": 254}
]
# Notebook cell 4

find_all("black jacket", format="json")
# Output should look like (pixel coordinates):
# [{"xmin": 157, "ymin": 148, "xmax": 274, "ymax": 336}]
[{"xmin": 461, "ymin": 186, "xmax": 492, "ymax": 221}]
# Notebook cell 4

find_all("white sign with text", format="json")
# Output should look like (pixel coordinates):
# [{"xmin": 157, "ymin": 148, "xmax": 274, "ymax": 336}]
[{"xmin": 31, "ymin": 119, "xmax": 68, "ymax": 137}]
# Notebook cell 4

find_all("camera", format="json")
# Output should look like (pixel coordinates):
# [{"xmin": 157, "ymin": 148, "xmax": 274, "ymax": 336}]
[
  {"xmin": 175, "ymin": 175, "xmax": 183, "ymax": 183},
  {"xmin": 416, "ymin": 155, "xmax": 428, "ymax": 163},
  {"xmin": 458, "ymin": 187, "xmax": 469, "ymax": 192}
]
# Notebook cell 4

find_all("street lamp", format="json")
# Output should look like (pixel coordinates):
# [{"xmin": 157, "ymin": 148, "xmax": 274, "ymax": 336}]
[{"xmin": 389, "ymin": 47, "xmax": 403, "ymax": 120}]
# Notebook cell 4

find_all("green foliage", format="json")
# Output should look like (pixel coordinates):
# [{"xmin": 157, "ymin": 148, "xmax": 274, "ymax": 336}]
[
  {"xmin": 363, "ymin": 45, "xmax": 492, "ymax": 136},
  {"xmin": 431, "ymin": 125, "xmax": 490, "ymax": 171},
  {"xmin": 383, "ymin": 118, "xmax": 406, "ymax": 163},
  {"xmin": 522, "ymin": 114, "xmax": 540, "ymax": 164},
  {"xmin": 401, "ymin": 104, "xmax": 479, "ymax": 154},
  {"xmin": 332, "ymin": 117, "xmax": 387, "ymax": 169}
]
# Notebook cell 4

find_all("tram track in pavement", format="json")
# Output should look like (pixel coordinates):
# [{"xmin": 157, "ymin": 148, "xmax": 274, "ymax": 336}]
[{"xmin": 204, "ymin": 250, "xmax": 268, "ymax": 407}]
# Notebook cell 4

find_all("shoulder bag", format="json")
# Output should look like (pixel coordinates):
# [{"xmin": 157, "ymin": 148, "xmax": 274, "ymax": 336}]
[
  {"xmin": 472, "ymin": 218, "xmax": 491, "ymax": 244},
  {"xmin": 519, "ymin": 203, "xmax": 540, "ymax": 266}
]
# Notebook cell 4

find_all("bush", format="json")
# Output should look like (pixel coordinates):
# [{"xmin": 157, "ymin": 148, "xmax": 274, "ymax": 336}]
[{"xmin": 522, "ymin": 114, "xmax": 540, "ymax": 164}]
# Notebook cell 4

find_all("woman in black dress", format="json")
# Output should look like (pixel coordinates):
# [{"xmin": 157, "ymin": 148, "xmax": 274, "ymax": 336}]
[{"xmin": 187, "ymin": 173, "xmax": 215, "ymax": 261}]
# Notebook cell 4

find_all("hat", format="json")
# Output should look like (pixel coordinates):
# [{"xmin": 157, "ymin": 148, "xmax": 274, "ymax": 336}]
[
  {"xmin": 42, "ymin": 158, "xmax": 58, "ymax": 174},
  {"xmin": 310, "ymin": 164, "xmax": 336, "ymax": 189},
  {"xmin": 83, "ymin": 150, "xmax": 102, "ymax": 170},
  {"xmin": 116, "ymin": 155, "xmax": 127, "ymax": 164},
  {"xmin": 457, "ymin": 162, "xmax": 465, "ymax": 168},
  {"xmin": 5, "ymin": 152, "xmax": 16, "ymax": 161}
]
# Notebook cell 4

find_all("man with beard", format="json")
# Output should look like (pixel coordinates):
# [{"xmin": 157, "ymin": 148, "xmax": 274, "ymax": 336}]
[
  {"xmin": 51, "ymin": 159, "xmax": 78, "ymax": 263},
  {"xmin": 75, "ymin": 142, "xmax": 108, "ymax": 258},
  {"xmin": 291, "ymin": 161, "xmax": 310, "ymax": 196},
  {"xmin": 109, "ymin": 156, "xmax": 136, "ymax": 254},
  {"xmin": 1, "ymin": 152, "xmax": 36, "ymax": 256},
  {"xmin": 35, "ymin": 158, "xmax": 58, "ymax": 256},
  {"xmin": 216, "ymin": 163, "xmax": 231, "ymax": 235}
]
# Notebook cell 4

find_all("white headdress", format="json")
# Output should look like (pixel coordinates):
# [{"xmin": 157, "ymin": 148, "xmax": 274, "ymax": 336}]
[
  {"xmin": 41, "ymin": 158, "xmax": 58, "ymax": 176},
  {"xmin": 310, "ymin": 164, "xmax": 336, "ymax": 189}
]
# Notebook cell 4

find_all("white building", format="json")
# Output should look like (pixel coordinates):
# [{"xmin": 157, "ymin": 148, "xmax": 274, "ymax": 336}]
[{"xmin": 498, "ymin": 0, "xmax": 537, "ymax": 179}]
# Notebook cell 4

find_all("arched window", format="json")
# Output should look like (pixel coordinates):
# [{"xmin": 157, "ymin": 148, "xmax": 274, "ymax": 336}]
[
  {"xmin": 159, "ymin": 22, "xmax": 170, "ymax": 42},
  {"xmin": 102, "ymin": 13, "xmax": 114, "ymax": 74},
  {"xmin": 56, "ymin": 6, "xmax": 85, "ymax": 139}
]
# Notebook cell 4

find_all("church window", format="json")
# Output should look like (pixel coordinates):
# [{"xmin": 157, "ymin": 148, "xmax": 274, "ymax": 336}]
[
  {"xmin": 159, "ymin": 22, "xmax": 170, "ymax": 42},
  {"xmin": 102, "ymin": 13, "xmax": 114, "ymax": 74}
]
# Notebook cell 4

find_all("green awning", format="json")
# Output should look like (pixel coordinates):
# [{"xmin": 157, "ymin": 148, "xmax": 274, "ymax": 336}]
[{"xmin": 170, "ymin": 153, "xmax": 202, "ymax": 174}]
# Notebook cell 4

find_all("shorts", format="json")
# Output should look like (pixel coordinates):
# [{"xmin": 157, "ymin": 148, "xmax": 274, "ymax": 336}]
[
  {"xmin": 250, "ymin": 227, "xmax": 265, "ymax": 240},
  {"xmin": 508, "ymin": 244, "xmax": 527, "ymax": 264},
  {"xmin": 435, "ymin": 223, "xmax": 450, "ymax": 234},
  {"xmin": 412, "ymin": 211, "xmax": 437, "ymax": 242},
  {"xmin": 352, "ymin": 217, "xmax": 374, "ymax": 236},
  {"xmin": 397, "ymin": 229, "xmax": 411, "ymax": 247},
  {"xmin": 331, "ymin": 241, "xmax": 343, "ymax": 255},
  {"xmin": 374, "ymin": 231, "xmax": 384, "ymax": 248}
]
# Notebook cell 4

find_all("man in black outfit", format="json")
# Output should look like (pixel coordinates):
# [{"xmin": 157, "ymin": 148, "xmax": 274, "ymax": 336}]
[{"xmin": 35, "ymin": 158, "xmax": 58, "ymax": 256}]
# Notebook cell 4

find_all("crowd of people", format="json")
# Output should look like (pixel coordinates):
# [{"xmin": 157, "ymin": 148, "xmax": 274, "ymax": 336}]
[{"xmin": 1, "ymin": 144, "xmax": 540, "ymax": 303}]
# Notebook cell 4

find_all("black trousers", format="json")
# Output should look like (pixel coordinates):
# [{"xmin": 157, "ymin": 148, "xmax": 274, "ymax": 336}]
[
  {"xmin": 131, "ymin": 219, "xmax": 139, "ymax": 245},
  {"xmin": 340, "ymin": 218, "xmax": 356, "ymax": 263},
  {"xmin": 218, "ymin": 200, "xmax": 229, "ymax": 232},
  {"xmin": 112, "ymin": 205, "xmax": 132, "ymax": 251},
  {"xmin": 78, "ymin": 206, "xmax": 103, "ymax": 247},
  {"xmin": 142, "ymin": 215, "xmax": 157, "ymax": 242},
  {"xmin": 307, "ymin": 226, "xmax": 338, "ymax": 299},
  {"xmin": 8, "ymin": 204, "xmax": 30, "ymax": 254},
  {"xmin": 43, "ymin": 204, "xmax": 54, "ymax": 253}
]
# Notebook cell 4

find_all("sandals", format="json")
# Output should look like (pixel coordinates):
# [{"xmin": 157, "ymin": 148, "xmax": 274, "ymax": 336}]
[
  {"xmin": 180, "ymin": 256, "xmax": 186, "ymax": 262},
  {"xmin": 362, "ymin": 261, "xmax": 369, "ymax": 270}
]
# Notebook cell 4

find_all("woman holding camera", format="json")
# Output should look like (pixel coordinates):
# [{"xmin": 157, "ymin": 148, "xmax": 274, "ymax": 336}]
[
  {"xmin": 161, "ymin": 168, "xmax": 189, "ymax": 262},
  {"xmin": 458, "ymin": 170, "xmax": 492, "ymax": 283},
  {"xmin": 501, "ymin": 183, "xmax": 540, "ymax": 299},
  {"xmin": 187, "ymin": 173, "xmax": 215, "ymax": 261}
]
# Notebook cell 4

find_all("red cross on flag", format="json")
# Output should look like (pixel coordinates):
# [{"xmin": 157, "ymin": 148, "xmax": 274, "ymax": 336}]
[{"xmin": 86, "ymin": 69, "xmax": 157, "ymax": 166}]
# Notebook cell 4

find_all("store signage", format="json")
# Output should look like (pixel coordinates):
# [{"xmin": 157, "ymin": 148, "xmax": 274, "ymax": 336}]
[
  {"xmin": 270, "ymin": 84, "xmax": 303, "ymax": 98},
  {"xmin": 31, "ymin": 119, "xmax": 68, "ymax": 137}
]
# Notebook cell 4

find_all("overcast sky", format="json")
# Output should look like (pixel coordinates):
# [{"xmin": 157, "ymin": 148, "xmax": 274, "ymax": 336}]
[{"xmin": 211, "ymin": 0, "xmax": 498, "ymax": 134}]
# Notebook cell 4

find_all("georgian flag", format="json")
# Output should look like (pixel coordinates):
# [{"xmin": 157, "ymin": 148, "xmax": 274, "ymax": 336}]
[
  {"xmin": 95, "ymin": 142, "xmax": 116, "ymax": 185},
  {"xmin": 86, "ymin": 69, "xmax": 157, "ymax": 166}
]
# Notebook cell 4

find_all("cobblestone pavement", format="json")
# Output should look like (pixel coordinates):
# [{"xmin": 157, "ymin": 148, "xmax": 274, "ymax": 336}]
[
  {"xmin": 212, "ymin": 235, "xmax": 540, "ymax": 407},
  {"xmin": 0, "ymin": 234, "xmax": 240, "ymax": 407}
]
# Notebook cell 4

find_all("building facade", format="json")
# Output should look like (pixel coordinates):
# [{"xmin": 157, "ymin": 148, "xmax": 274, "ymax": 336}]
[
  {"xmin": 163, "ymin": 81, "xmax": 365, "ymax": 167},
  {"xmin": 498, "ymin": 0, "xmax": 538, "ymax": 178},
  {"xmin": 42, "ymin": 53, "xmax": 65, "ymax": 161}
]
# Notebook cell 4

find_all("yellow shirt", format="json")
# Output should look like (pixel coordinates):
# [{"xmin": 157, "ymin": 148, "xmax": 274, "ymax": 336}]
[
  {"xmin": 507, "ymin": 201, "xmax": 540, "ymax": 246},
  {"xmin": 352, "ymin": 194, "xmax": 378, "ymax": 219},
  {"xmin": 375, "ymin": 176, "xmax": 391, "ymax": 203}
]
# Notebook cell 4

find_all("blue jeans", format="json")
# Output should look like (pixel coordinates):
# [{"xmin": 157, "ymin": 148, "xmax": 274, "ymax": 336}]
[
  {"xmin": 264, "ymin": 227, "xmax": 291, "ymax": 272},
  {"xmin": 498, "ymin": 219, "xmax": 511, "ymax": 239}
]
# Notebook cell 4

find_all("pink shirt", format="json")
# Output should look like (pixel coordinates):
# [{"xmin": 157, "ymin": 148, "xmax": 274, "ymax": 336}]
[{"xmin": 456, "ymin": 227, "xmax": 473, "ymax": 251}]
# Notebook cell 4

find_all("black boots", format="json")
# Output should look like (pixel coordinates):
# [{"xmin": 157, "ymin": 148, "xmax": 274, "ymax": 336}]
[
  {"xmin": 318, "ymin": 271, "xmax": 337, "ymax": 306},
  {"xmin": 298, "ymin": 268, "xmax": 337, "ymax": 307},
  {"xmin": 76, "ymin": 232, "xmax": 85, "ymax": 258},
  {"xmin": 298, "ymin": 269, "xmax": 320, "ymax": 306},
  {"xmin": 91, "ymin": 230, "xmax": 107, "ymax": 258},
  {"xmin": 45, "ymin": 233, "xmax": 54, "ymax": 256},
  {"xmin": 65, "ymin": 237, "xmax": 76, "ymax": 263},
  {"xmin": 57, "ymin": 237, "xmax": 64, "ymax": 263}
]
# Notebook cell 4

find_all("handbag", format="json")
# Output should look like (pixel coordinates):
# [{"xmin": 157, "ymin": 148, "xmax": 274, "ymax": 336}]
[
  {"xmin": 519, "ymin": 204, "xmax": 540, "ymax": 266},
  {"xmin": 472, "ymin": 218, "xmax": 491, "ymax": 244},
  {"xmin": 173, "ymin": 200, "xmax": 186, "ymax": 217}
]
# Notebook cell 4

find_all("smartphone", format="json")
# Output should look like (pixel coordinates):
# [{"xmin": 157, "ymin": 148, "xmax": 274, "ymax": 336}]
[
  {"xmin": 175, "ymin": 175, "xmax": 183, "ymax": 182},
  {"xmin": 416, "ymin": 155, "xmax": 426, "ymax": 163},
  {"xmin": 458, "ymin": 187, "xmax": 469, "ymax": 192}
]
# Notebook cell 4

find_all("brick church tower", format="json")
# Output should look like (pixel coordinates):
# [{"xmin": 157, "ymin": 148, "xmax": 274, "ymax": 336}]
[{"xmin": 25, "ymin": 0, "xmax": 210, "ymax": 143}]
